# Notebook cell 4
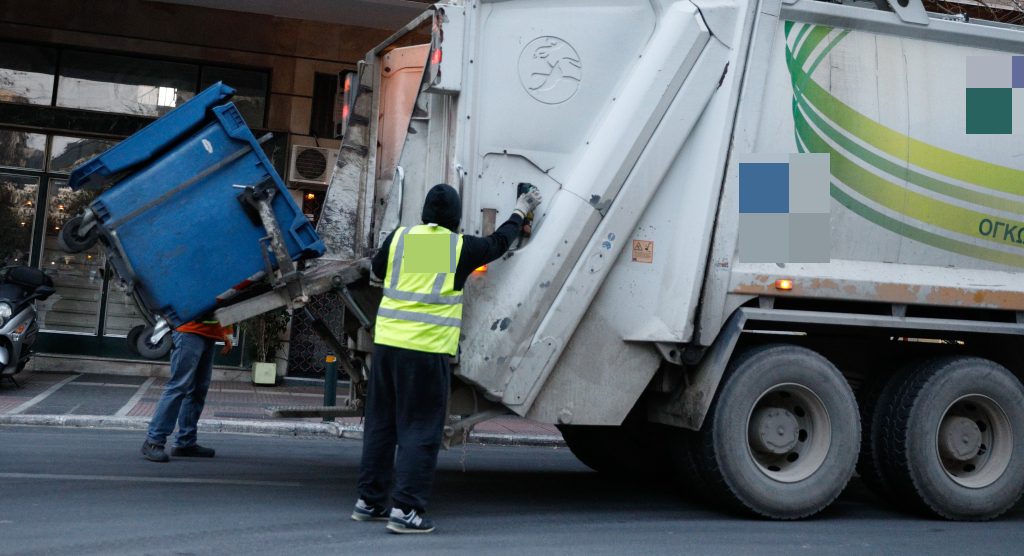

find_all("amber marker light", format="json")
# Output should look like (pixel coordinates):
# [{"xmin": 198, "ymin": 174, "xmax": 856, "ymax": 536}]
[
  {"xmin": 473, "ymin": 265, "xmax": 488, "ymax": 274},
  {"xmin": 325, "ymin": 355, "xmax": 337, "ymax": 363},
  {"xmin": 775, "ymin": 279, "xmax": 794, "ymax": 291},
  {"xmin": 305, "ymin": 192, "xmax": 316, "ymax": 200}
]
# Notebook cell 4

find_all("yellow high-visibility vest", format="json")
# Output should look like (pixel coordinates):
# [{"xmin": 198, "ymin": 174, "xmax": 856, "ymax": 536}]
[{"xmin": 374, "ymin": 224, "xmax": 464, "ymax": 355}]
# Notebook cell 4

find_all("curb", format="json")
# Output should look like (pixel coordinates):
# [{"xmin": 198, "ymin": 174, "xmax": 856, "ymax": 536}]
[{"xmin": 0, "ymin": 415, "xmax": 566, "ymax": 447}]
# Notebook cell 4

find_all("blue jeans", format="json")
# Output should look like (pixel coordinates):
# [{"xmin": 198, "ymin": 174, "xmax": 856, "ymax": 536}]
[{"xmin": 146, "ymin": 331, "xmax": 215, "ymax": 448}]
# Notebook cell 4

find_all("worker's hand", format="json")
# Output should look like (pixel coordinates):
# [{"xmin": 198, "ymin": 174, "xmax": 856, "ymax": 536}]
[
  {"xmin": 357, "ymin": 258, "xmax": 383, "ymax": 288},
  {"xmin": 513, "ymin": 187, "xmax": 542, "ymax": 220},
  {"xmin": 357, "ymin": 258, "xmax": 372, "ymax": 276}
]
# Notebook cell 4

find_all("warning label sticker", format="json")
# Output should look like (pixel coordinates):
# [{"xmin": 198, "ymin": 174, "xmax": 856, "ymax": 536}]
[{"xmin": 632, "ymin": 240, "xmax": 654, "ymax": 263}]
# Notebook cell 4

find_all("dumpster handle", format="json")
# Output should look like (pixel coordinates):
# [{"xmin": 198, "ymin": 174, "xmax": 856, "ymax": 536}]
[{"xmin": 104, "ymin": 134, "xmax": 274, "ymax": 230}]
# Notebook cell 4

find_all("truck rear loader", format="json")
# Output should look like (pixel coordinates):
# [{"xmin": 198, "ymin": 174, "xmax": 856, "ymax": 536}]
[{"xmin": 216, "ymin": 0, "xmax": 1024, "ymax": 521}]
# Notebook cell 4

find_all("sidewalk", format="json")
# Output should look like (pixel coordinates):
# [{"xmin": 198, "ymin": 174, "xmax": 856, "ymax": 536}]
[{"xmin": 0, "ymin": 370, "xmax": 564, "ymax": 446}]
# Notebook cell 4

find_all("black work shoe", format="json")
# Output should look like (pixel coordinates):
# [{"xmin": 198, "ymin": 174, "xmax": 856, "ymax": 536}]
[
  {"xmin": 386, "ymin": 508, "xmax": 435, "ymax": 534},
  {"xmin": 141, "ymin": 441, "xmax": 169, "ymax": 463},
  {"xmin": 171, "ymin": 444, "xmax": 216, "ymax": 458},
  {"xmin": 351, "ymin": 499, "xmax": 388, "ymax": 521}
]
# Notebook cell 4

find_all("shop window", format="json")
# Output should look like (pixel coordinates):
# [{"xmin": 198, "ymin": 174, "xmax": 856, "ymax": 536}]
[
  {"xmin": 49, "ymin": 135, "xmax": 117, "ymax": 174},
  {"xmin": 57, "ymin": 50, "xmax": 198, "ymax": 117},
  {"xmin": 0, "ymin": 129, "xmax": 46, "ymax": 170},
  {"xmin": 201, "ymin": 65, "xmax": 268, "ymax": 128},
  {"xmin": 302, "ymin": 190, "xmax": 325, "ymax": 226},
  {"xmin": 103, "ymin": 279, "xmax": 147, "ymax": 338},
  {"xmin": 0, "ymin": 173, "xmax": 40, "ymax": 266},
  {"xmin": 37, "ymin": 179, "xmax": 104, "ymax": 335},
  {"xmin": 310, "ymin": 72, "xmax": 339, "ymax": 139},
  {"xmin": 0, "ymin": 42, "xmax": 57, "ymax": 106}
]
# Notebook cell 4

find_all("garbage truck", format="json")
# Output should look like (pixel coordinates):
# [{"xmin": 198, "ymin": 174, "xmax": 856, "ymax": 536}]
[
  {"xmin": 307, "ymin": 0, "xmax": 1024, "ymax": 521},
  {"xmin": 62, "ymin": 0, "xmax": 1024, "ymax": 522}
]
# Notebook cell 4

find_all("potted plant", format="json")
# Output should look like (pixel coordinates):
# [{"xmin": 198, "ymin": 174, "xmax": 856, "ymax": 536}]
[{"xmin": 241, "ymin": 308, "xmax": 290, "ymax": 385}]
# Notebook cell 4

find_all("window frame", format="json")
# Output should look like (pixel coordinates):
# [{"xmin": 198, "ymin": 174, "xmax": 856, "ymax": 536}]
[{"xmin": 0, "ymin": 40, "xmax": 271, "ymax": 128}]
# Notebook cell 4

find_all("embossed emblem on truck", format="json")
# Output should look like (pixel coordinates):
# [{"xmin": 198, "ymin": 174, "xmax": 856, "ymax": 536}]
[{"xmin": 518, "ymin": 36, "xmax": 582, "ymax": 105}]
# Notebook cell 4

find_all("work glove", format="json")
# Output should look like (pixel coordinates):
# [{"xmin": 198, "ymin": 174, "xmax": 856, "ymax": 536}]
[
  {"xmin": 513, "ymin": 186, "xmax": 543, "ymax": 220},
  {"xmin": 357, "ymin": 258, "xmax": 382, "ymax": 288}
]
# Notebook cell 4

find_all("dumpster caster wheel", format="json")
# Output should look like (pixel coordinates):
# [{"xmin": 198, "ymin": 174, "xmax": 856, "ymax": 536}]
[
  {"xmin": 126, "ymin": 324, "xmax": 146, "ymax": 355},
  {"xmin": 58, "ymin": 215, "xmax": 98, "ymax": 254},
  {"xmin": 136, "ymin": 326, "xmax": 172, "ymax": 360}
]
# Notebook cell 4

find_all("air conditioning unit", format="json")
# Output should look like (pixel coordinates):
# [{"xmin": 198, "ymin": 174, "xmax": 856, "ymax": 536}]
[{"xmin": 287, "ymin": 145, "xmax": 338, "ymax": 186}]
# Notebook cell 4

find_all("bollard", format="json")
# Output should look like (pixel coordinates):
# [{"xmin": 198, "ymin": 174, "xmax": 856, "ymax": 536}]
[{"xmin": 323, "ymin": 354, "xmax": 338, "ymax": 422}]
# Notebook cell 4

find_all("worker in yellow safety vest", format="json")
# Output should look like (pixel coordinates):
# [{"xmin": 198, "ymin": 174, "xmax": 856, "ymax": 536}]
[{"xmin": 352, "ymin": 183, "xmax": 542, "ymax": 534}]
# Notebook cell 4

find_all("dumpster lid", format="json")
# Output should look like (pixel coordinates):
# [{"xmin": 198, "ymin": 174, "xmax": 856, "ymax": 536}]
[{"xmin": 68, "ymin": 82, "xmax": 236, "ymax": 191}]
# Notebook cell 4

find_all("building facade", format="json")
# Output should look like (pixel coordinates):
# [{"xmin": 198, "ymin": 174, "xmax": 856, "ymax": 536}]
[{"xmin": 0, "ymin": 0, "xmax": 428, "ymax": 369}]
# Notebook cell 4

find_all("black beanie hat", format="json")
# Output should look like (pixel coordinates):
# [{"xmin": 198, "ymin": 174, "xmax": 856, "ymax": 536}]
[{"xmin": 421, "ymin": 183, "xmax": 461, "ymax": 232}]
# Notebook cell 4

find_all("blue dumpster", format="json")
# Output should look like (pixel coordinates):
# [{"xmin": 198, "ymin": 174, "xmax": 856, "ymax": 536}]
[{"xmin": 66, "ymin": 82, "xmax": 326, "ymax": 327}]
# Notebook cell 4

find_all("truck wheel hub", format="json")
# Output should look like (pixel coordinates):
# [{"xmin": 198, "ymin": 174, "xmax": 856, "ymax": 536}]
[
  {"xmin": 939, "ymin": 416, "xmax": 982, "ymax": 462},
  {"xmin": 937, "ymin": 394, "xmax": 1013, "ymax": 489},
  {"xmin": 746, "ymin": 383, "xmax": 832, "ymax": 483},
  {"xmin": 750, "ymin": 407, "xmax": 800, "ymax": 454}
]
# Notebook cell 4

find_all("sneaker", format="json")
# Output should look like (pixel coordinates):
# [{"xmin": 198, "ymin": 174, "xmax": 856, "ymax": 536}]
[
  {"xmin": 141, "ymin": 441, "xmax": 169, "ymax": 463},
  {"xmin": 351, "ymin": 499, "xmax": 388, "ymax": 522},
  {"xmin": 386, "ymin": 508, "xmax": 435, "ymax": 534},
  {"xmin": 171, "ymin": 444, "xmax": 216, "ymax": 458}
]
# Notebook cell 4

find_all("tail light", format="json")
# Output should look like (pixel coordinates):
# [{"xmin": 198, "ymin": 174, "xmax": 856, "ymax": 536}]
[
  {"xmin": 336, "ymin": 71, "xmax": 357, "ymax": 139},
  {"xmin": 425, "ymin": 6, "xmax": 465, "ymax": 94}
]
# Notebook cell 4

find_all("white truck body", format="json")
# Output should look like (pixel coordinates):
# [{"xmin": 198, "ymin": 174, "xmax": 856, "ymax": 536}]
[
  {"xmin": 302, "ymin": 0, "xmax": 1024, "ymax": 519},
  {"xmin": 319, "ymin": 0, "xmax": 1023, "ymax": 421}
]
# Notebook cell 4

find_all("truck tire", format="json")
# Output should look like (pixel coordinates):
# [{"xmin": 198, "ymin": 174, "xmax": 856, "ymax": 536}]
[
  {"xmin": 856, "ymin": 364, "xmax": 916, "ymax": 506},
  {"xmin": 878, "ymin": 356, "xmax": 1024, "ymax": 520},
  {"xmin": 558, "ymin": 411, "xmax": 670, "ymax": 479},
  {"xmin": 693, "ymin": 344, "xmax": 860, "ymax": 519},
  {"xmin": 668, "ymin": 428, "xmax": 716, "ymax": 502}
]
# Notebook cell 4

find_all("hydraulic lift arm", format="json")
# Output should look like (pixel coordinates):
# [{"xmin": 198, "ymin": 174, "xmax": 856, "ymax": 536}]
[{"xmin": 215, "ymin": 188, "xmax": 378, "ymax": 420}]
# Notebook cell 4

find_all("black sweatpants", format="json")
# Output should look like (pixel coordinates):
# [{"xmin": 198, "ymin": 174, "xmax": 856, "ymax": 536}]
[{"xmin": 358, "ymin": 343, "xmax": 451, "ymax": 513}]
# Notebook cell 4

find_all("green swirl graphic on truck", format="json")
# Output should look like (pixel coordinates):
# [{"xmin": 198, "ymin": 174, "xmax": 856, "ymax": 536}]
[{"xmin": 784, "ymin": 22, "xmax": 1024, "ymax": 268}]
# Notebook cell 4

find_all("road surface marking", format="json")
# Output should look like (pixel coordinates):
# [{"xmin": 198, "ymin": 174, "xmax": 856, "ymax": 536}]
[
  {"xmin": 8, "ymin": 375, "xmax": 79, "ymax": 415},
  {"xmin": 65, "ymin": 382, "xmax": 140, "ymax": 388},
  {"xmin": 114, "ymin": 377, "xmax": 156, "ymax": 417},
  {"xmin": 218, "ymin": 389, "xmax": 323, "ymax": 397},
  {"xmin": 0, "ymin": 472, "xmax": 301, "ymax": 487}
]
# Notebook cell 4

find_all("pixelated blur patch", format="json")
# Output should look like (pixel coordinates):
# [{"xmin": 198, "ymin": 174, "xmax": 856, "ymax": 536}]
[
  {"xmin": 738, "ymin": 153, "xmax": 830, "ymax": 263},
  {"xmin": 404, "ymin": 234, "xmax": 452, "ymax": 273},
  {"xmin": 967, "ymin": 88, "xmax": 1012, "ymax": 135},
  {"xmin": 965, "ymin": 56, "xmax": 1017, "ymax": 135},
  {"xmin": 739, "ymin": 163, "xmax": 789, "ymax": 213}
]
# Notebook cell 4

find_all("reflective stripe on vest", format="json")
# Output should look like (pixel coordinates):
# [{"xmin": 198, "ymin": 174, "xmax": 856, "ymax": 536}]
[{"xmin": 374, "ymin": 225, "xmax": 464, "ymax": 355}]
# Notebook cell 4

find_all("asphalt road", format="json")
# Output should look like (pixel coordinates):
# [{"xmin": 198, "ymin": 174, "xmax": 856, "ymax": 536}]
[{"xmin": 1, "ymin": 426, "xmax": 1022, "ymax": 556}]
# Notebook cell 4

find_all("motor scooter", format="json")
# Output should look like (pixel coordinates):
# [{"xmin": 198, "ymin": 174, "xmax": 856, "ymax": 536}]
[{"xmin": 0, "ymin": 266, "xmax": 56, "ymax": 386}]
